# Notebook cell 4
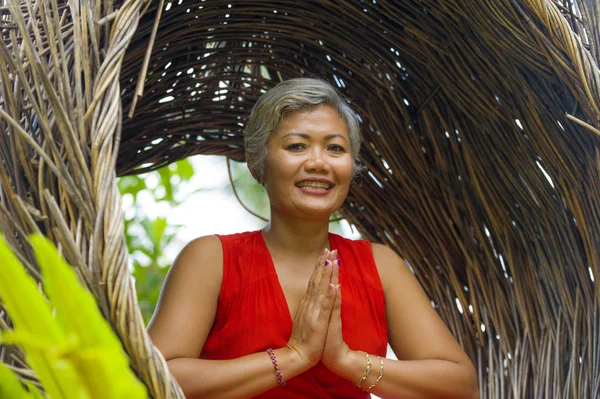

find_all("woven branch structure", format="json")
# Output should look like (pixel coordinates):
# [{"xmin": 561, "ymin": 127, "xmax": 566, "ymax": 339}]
[{"xmin": 1, "ymin": 1, "xmax": 600, "ymax": 398}]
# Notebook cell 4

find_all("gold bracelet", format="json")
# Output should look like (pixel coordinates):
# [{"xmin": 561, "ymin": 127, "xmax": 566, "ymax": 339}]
[
  {"xmin": 363, "ymin": 355, "xmax": 384, "ymax": 392},
  {"xmin": 354, "ymin": 351, "xmax": 372, "ymax": 388}
]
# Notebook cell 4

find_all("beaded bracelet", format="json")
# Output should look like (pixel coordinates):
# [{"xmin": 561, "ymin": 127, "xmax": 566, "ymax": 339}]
[
  {"xmin": 362, "ymin": 355, "xmax": 384, "ymax": 392},
  {"xmin": 355, "ymin": 351, "xmax": 372, "ymax": 388},
  {"xmin": 266, "ymin": 348, "xmax": 286, "ymax": 387}
]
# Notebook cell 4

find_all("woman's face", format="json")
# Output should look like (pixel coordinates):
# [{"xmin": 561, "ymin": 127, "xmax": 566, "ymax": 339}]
[{"xmin": 263, "ymin": 105, "xmax": 354, "ymax": 220}]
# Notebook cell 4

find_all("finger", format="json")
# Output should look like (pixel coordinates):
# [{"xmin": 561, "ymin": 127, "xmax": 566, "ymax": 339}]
[
  {"xmin": 306, "ymin": 249, "xmax": 329, "ymax": 297},
  {"xmin": 294, "ymin": 286, "xmax": 309, "ymax": 321},
  {"xmin": 332, "ymin": 284, "xmax": 342, "ymax": 321},
  {"xmin": 322, "ymin": 249, "xmax": 337, "ymax": 286},
  {"xmin": 330, "ymin": 256, "xmax": 339, "ymax": 286},
  {"xmin": 321, "ymin": 283, "xmax": 341, "ymax": 326},
  {"xmin": 318, "ymin": 283, "xmax": 337, "ymax": 322},
  {"xmin": 320, "ymin": 256, "xmax": 335, "ymax": 293},
  {"xmin": 329, "ymin": 249, "xmax": 338, "ymax": 264}
]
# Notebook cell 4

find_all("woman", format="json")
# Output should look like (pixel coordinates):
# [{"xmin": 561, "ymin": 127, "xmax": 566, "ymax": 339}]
[{"xmin": 148, "ymin": 78, "xmax": 479, "ymax": 399}]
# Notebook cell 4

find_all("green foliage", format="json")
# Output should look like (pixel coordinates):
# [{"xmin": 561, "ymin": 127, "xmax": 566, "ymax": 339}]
[
  {"xmin": 0, "ymin": 362, "xmax": 43, "ymax": 398},
  {"xmin": 228, "ymin": 160, "xmax": 271, "ymax": 219},
  {"xmin": 0, "ymin": 234, "xmax": 147, "ymax": 399},
  {"xmin": 118, "ymin": 159, "xmax": 196, "ymax": 323}
]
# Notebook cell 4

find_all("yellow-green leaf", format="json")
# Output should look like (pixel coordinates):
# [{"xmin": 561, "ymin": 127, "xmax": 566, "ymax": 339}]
[
  {"xmin": 0, "ymin": 362, "xmax": 46, "ymax": 399},
  {"xmin": 0, "ymin": 235, "xmax": 88, "ymax": 399},
  {"xmin": 23, "ymin": 381, "xmax": 45, "ymax": 399},
  {"xmin": 0, "ymin": 361, "xmax": 30, "ymax": 398},
  {"xmin": 29, "ymin": 234, "xmax": 147, "ymax": 399},
  {"xmin": 0, "ymin": 236, "xmax": 64, "ymax": 341}
]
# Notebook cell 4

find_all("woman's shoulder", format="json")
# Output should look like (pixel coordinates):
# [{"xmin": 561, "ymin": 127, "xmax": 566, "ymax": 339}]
[
  {"xmin": 369, "ymin": 242, "xmax": 413, "ymax": 292},
  {"xmin": 182, "ymin": 230, "xmax": 261, "ymax": 252},
  {"xmin": 214, "ymin": 229, "xmax": 262, "ymax": 244},
  {"xmin": 182, "ymin": 230, "xmax": 264, "ymax": 272},
  {"xmin": 176, "ymin": 235, "xmax": 218, "ymax": 261},
  {"xmin": 370, "ymin": 242, "xmax": 399, "ymax": 259},
  {"xmin": 173, "ymin": 234, "xmax": 224, "ymax": 275}
]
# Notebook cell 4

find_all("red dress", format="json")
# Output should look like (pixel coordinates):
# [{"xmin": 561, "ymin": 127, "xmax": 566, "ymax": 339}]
[{"xmin": 201, "ymin": 230, "xmax": 388, "ymax": 398}]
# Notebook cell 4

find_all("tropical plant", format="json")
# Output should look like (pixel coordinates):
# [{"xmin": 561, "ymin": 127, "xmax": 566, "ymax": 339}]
[{"xmin": 0, "ymin": 234, "xmax": 147, "ymax": 399}]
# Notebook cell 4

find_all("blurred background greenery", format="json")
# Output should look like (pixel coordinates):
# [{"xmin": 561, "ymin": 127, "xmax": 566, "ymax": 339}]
[{"xmin": 118, "ymin": 159, "xmax": 196, "ymax": 323}]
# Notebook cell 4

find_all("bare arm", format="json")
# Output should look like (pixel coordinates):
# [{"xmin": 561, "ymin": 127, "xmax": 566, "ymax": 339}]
[
  {"xmin": 147, "ymin": 236, "xmax": 335, "ymax": 399},
  {"xmin": 327, "ymin": 244, "xmax": 479, "ymax": 399},
  {"xmin": 164, "ymin": 350, "xmax": 308, "ymax": 399}
]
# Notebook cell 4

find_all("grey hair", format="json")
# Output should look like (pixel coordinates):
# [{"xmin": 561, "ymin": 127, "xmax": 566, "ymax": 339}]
[{"xmin": 244, "ymin": 78, "xmax": 364, "ymax": 182}]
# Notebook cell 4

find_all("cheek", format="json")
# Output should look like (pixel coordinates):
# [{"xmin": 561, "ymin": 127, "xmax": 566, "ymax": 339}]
[
  {"xmin": 331, "ymin": 157, "xmax": 354, "ymax": 183},
  {"xmin": 266, "ymin": 154, "xmax": 300, "ymax": 181},
  {"xmin": 263, "ymin": 155, "xmax": 299, "ymax": 194}
]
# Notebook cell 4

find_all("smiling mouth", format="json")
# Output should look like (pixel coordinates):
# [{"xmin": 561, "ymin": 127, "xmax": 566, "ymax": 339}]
[{"xmin": 295, "ymin": 181, "xmax": 334, "ymax": 190}]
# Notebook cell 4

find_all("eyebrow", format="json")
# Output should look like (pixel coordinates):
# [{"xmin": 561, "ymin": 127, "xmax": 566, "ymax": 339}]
[{"xmin": 281, "ymin": 132, "xmax": 349, "ymax": 142}]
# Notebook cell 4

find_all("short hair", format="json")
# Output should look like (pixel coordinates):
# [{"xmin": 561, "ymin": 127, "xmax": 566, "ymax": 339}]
[{"xmin": 244, "ymin": 78, "xmax": 363, "ymax": 182}]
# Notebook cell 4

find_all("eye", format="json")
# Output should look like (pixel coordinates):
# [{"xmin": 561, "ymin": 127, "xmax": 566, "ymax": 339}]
[
  {"xmin": 286, "ymin": 143, "xmax": 306, "ymax": 152},
  {"xmin": 328, "ymin": 144, "xmax": 346, "ymax": 153}
]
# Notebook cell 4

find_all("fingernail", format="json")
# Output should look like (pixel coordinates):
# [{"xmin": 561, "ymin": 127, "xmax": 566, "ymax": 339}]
[
  {"xmin": 336, "ymin": 258, "xmax": 341, "ymax": 266},
  {"xmin": 322, "ymin": 247, "xmax": 328, "ymax": 256},
  {"xmin": 332, "ymin": 249, "xmax": 338, "ymax": 257},
  {"xmin": 325, "ymin": 260, "xmax": 330, "ymax": 267}
]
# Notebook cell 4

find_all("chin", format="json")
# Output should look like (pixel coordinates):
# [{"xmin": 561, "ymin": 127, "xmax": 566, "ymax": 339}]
[
  {"xmin": 299, "ymin": 213, "xmax": 335, "ymax": 222},
  {"xmin": 296, "ymin": 205, "xmax": 340, "ymax": 221}
]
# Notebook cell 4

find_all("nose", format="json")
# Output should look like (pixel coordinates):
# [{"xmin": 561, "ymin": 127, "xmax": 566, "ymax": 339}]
[{"xmin": 303, "ymin": 148, "xmax": 331, "ymax": 174}]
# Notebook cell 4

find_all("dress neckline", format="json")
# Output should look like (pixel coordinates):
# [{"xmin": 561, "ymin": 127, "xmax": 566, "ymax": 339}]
[{"xmin": 256, "ymin": 230, "xmax": 336, "ymax": 328}]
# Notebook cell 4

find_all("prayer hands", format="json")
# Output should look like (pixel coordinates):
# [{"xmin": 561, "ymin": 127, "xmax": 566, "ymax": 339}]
[
  {"xmin": 321, "ymin": 250, "xmax": 351, "ymax": 372},
  {"xmin": 286, "ymin": 249, "xmax": 339, "ymax": 367},
  {"xmin": 286, "ymin": 249, "xmax": 350, "ymax": 372}
]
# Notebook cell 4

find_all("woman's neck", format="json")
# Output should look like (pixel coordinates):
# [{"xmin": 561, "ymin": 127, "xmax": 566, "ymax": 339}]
[{"xmin": 261, "ymin": 212, "xmax": 331, "ymax": 260}]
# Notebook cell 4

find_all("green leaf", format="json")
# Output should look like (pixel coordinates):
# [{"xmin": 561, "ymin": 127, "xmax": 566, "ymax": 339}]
[
  {"xmin": 0, "ymin": 361, "xmax": 33, "ymax": 398},
  {"xmin": 0, "ymin": 238, "xmax": 64, "ymax": 340},
  {"xmin": 0, "ymin": 235, "xmax": 85, "ymax": 399},
  {"xmin": 174, "ymin": 158, "xmax": 195, "ymax": 181},
  {"xmin": 150, "ymin": 217, "xmax": 168, "ymax": 249},
  {"xmin": 157, "ymin": 167, "xmax": 174, "ymax": 202},
  {"xmin": 29, "ymin": 234, "xmax": 148, "ymax": 399},
  {"xmin": 117, "ymin": 176, "xmax": 147, "ymax": 200},
  {"xmin": 23, "ymin": 381, "xmax": 45, "ymax": 399}
]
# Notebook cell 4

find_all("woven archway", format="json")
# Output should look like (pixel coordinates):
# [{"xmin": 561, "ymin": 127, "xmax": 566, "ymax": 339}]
[{"xmin": 1, "ymin": 1, "xmax": 599, "ymax": 398}]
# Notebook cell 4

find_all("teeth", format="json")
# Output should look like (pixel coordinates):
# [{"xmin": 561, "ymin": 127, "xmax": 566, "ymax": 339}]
[{"xmin": 297, "ymin": 182, "xmax": 332, "ymax": 189}]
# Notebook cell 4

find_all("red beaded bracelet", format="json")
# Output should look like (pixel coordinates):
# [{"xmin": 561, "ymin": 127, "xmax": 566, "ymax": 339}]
[{"xmin": 266, "ymin": 348, "xmax": 286, "ymax": 387}]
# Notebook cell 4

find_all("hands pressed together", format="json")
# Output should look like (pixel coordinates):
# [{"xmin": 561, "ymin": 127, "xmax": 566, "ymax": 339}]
[{"xmin": 285, "ymin": 248, "xmax": 351, "ymax": 374}]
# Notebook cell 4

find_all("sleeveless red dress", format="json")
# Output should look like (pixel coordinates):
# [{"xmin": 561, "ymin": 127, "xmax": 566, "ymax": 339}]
[{"xmin": 201, "ymin": 230, "xmax": 388, "ymax": 398}]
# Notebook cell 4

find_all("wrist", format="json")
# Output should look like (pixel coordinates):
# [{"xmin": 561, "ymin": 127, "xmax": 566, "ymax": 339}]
[
  {"xmin": 329, "ymin": 349, "xmax": 363, "ymax": 380},
  {"xmin": 283, "ymin": 344, "xmax": 316, "ymax": 371}
]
